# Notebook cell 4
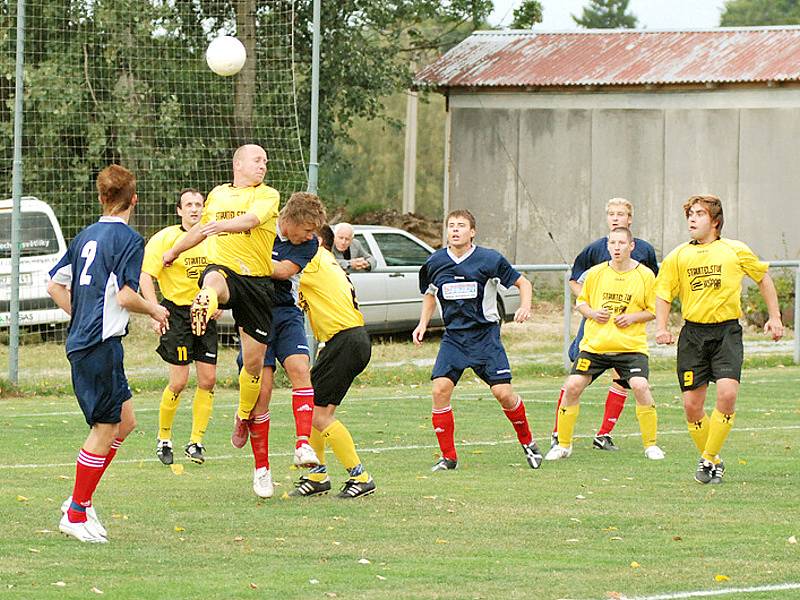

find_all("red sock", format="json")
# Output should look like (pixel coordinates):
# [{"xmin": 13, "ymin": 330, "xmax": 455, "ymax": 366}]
[
  {"xmin": 432, "ymin": 406, "xmax": 457, "ymax": 461},
  {"xmin": 504, "ymin": 396, "xmax": 532, "ymax": 446},
  {"xmin": 249, "ymin": 412, "xmax": 271, "ymax": 470},
  {"xmin": 553, "ymin": 387, "xmax": 565, "ymax": 434},
  {"xmin": 292, "ymin": 387, "xmax": 314, "ymax": 442},
  {"xmin": 99, "ymin": 438, "xmax": 122, "ymax": 479},
  {"xmin": 597, "ymin": 387, "xmax": 628, "ymax": 436},
  {"xmin": 67, "ymin": 448, "xmax": 106, "ymax": 523}
]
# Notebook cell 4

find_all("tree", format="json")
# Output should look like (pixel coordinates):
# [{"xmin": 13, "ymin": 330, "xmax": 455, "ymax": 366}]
[
  {"xmin": 720, "ymin": 0, "xmax": 800, "ymax": 26},
  {"xmin": 572, "ymin": 0, "xmax": 638, "ymax": 29},
  {"xmin": 511, "ymin": 0, "xmax": 543, "ymax": 29}
]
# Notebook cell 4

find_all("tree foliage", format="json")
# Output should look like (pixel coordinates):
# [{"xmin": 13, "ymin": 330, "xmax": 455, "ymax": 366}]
[
  {"xmin": 511, "ymin": 0, "xmax": 544, "ymax": 29},
  {"xmin": 572, "ymin": 0, "xmax": 638, "ymax": 29},
  {"xmin": 720, "ymin": 0, "xmax": 800, "ymax": 26}
]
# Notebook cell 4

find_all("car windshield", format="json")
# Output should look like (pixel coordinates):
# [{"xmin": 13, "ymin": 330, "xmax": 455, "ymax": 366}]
[
  {"xmin": 373, "ymin": 232, "xmax": 431, "ymax": 266},
  {"xmin": 0, "ymin": 211, "xmax": 59, "ymax": 258}
]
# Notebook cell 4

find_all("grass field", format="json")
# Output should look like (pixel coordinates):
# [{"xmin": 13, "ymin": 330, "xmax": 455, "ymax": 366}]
[{"xmin": 2, "ymin": 358, "xmax": 799, "ymax": 599}]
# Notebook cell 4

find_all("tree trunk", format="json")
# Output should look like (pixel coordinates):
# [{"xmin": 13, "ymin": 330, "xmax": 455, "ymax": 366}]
[{"xmin": 232, "ymin": 0, "xmax": 256, "ymax": 147}]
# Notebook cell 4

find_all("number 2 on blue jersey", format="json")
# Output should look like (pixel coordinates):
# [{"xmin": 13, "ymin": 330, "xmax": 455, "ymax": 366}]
[{"xmin": 79, "ymin": 240, "xmax": 98, "ymax": 286}]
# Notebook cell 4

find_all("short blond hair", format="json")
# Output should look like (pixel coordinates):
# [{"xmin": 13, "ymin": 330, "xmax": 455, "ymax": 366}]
[
  {"xmin": 281, "ymin": 192, "xmax": 327, "ymax": 230},
  {"xmin": 606, "ymin": 197, "xmax": 633, "ymax": 217}
]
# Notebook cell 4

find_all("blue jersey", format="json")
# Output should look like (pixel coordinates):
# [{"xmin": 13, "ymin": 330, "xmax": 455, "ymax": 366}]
[
  {"xmin": 272, "ymin": 225, "xmax": 319, "ymax": 307},
  {"xmin": 49, "ymin": 217, "xmax": 144, "ymax": 355},
  {"xmin": 419, "ymin": 245, "xmax": 520, "ymax": 330},
  {"xmin": 571, "ymin": 236, "xmax": 659, "ymax": 281}
]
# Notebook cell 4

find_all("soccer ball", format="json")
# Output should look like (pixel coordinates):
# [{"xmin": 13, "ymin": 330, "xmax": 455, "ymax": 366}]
[{"xmin": 206, "ymin": 36, "xmax": 247, "ymax": 77}]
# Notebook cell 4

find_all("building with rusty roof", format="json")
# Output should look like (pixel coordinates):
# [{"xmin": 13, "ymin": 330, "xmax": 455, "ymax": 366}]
[{"xmin": 415, "ymin": 27, "xmax": 800, "ymax": 263}]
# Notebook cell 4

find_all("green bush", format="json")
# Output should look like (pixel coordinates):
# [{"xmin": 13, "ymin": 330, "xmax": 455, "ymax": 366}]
[{"xmin": 742, "ymin": 273, "xmax": 795, "ymax": 328}]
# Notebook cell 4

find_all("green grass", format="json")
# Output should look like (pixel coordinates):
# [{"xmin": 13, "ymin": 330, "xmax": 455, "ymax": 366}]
[{"xmin": 2, "ymin": 365, "xmax": 799, "ymax": 599}]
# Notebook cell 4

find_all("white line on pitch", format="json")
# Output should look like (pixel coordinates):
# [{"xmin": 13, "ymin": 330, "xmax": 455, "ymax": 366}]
[
  {"xmin": 603, "ymin": 581, "xmax": 800, "ymax": 599},
  {"xmin": 2, "ymin": 423, "xmax": 800, "ymax": 471}
]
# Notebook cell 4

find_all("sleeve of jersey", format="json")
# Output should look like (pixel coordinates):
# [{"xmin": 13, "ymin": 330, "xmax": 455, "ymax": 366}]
[
  {"xmin": 645, "ymin": 243, "xmax": 660, "ymax": 276},
  {"xmin": 291, "ymin": 237, "xmax": 319, "ymax": 270},
  {"xmin": 570, "ymin": 246, "xmax": 592, "ymax": 281},
  {"xmin": 141, "ymin": 232, "xmax": 163, "ymax": 277},
  {"xmin": 251, "ymin": 187, "xmax": 280, "ymax": 224},
  {"xmin": 495, "ymin": 253, "xmax": 522, "ymax": 289},
  {"xmin": 418, "ymin": 262, "xmax": 430, "ymax": 295},
  {"xmin": 576, "ymin": 268, "xmax": 593, "ymax": 306},
  {"xmin": 734, "ymin": 241, "xmax": 769, "ymax": 283},
  {"xmin": 115, "ymin": 236, "xmax": 145, "ymax": 292},
  {"xmin": 643, "ymin": 271, "xmax": 656, "ymax": 315},
  {"xmin": 654, "ymin": 251, "xmax": 679, "ymax": 302},
  {"xmin": 49, "ymin": 248, "xmax": 73, "ymax": 286}
]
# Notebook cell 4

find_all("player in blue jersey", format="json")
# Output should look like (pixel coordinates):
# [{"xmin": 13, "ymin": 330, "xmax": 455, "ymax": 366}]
[
  {"xmin": 551, "ymin": 198, "xmax": 660, "ymax": 451},
  {"xmin": 47, "ymin": 165, "xmax": 170, "ymax": 543},
  {"xmin": 234, "ymin": 192, "xmax": 326, "ymax": 498},
  {"xmin": 413, "ymin": 209, "xmax": 541, "ymax": 472}
]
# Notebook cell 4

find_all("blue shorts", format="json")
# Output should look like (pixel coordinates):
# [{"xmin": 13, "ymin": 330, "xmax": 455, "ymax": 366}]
[
  {"xmin": 68, "ymin": 337, "xmax": 132, "ymax": 427},
  {"xmin": 236, "ymin": 306, "xmax": 310, "ymax": 370},
  {"xmin": 432, "ymin": 324, "xmax": 512, "ymax": 386},
  {"xmin": 568, "ymin": 317, "xmax": 586, "ymax": 362}
]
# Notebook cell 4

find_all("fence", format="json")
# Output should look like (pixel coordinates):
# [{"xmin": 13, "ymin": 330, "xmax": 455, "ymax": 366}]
[{"xmin": 514, "ymin": 261, "xmax": 800, "ymax": 370}]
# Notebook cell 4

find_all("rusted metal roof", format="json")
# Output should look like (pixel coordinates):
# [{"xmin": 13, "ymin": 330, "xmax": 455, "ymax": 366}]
[{"xmin": 414, "ymin": 27, "xmax": 800, "ymax": 89}]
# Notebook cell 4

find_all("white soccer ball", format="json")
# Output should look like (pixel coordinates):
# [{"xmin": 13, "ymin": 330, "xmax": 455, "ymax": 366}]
[{"xmin": 206, "ymin": 36, "xmax": 247, "ymax": 77}]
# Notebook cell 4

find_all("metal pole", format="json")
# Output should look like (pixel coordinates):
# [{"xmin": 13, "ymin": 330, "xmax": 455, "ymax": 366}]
[
  {"xmin": 305, "ymin": 0, "xmax": 321, "ymax": 363},
  {"xmin": 402, "ymin": 75, "xmax": 418, "ymax": 214},
  {"xmin": 9, "ymin": 0, "xmax": 25, "ymax": 384},
  {"xmin": 306, "ymin": 0, "xmax": 320, "ymax": 195},
  {"xmin": 563, "ymin": 270, "xmax": 571, "ymax": 371},
  {"xmin": 795, "ymin": 266, "xmax": 799, "ymax": 365}
]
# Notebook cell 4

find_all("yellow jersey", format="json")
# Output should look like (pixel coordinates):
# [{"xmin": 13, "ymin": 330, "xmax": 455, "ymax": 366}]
[
  {"xmin": 202, "ymin": 183, "xmax": 279, "ymax": 276},
  {"xmin": 655, "ymin": 238, "xmax": 768, "ymax": 323},
  {"xmin": 298, "ymin": 247, "xmax": 364, "ymax": 343},
  {"xmin": 578, "ymin": 262, "xmax": 656, "ymax": 355},
  {"xmin": 142, "ymin": 225, "xmax": 208, "ymax": 306}
]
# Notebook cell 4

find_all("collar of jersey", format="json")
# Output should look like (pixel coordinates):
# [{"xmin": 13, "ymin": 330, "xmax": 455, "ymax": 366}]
[
  {"xmin": 99, "ymin": 216, "xmax": 125, "ymax": 224},
  {"xmin": 276, "ymin": 221, "xmax": 288, "ymax": 242},
  {"xmin": 447, "ymin": 244, "xmax": 476, "ymax": 264}
]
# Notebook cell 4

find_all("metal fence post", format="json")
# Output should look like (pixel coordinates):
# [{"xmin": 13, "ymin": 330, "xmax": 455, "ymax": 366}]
[
  {"xmin": 795, "ymin": 265, "xmax": 799, "ymax": 365},
  {"xmin": 563, "ymin": 269, "xmax": 571, "ymax": 371}
]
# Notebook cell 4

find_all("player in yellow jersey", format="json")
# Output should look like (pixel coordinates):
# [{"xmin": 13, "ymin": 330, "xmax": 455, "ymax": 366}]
[
  {"xmin": 141, "ymin": 189, "xmax": 217, "ymax": 465},
  {"xmin": 545, "ymin": 227, "xmax": 664, "ymax": 462},
  {"xmin": 288, "ymin": 225, "xmax": 376, "ymax": 499},
  {"xmin": 162, "ymin": 144, "xmax": 279, "ymax": 448},
  {"xmin": 655, "ymin": 195, "xmax": 783, "ymax": 484}
]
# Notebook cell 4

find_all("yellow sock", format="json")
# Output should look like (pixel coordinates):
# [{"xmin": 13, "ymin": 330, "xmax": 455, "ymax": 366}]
[
  {"xmin": 687, "ymin": 413, "xmax": 710, "ymax": 453},
  {"xmin": 322, "ymin": 420, "xmax": 362, "ymax": 473},
  {"xmin": 635, "ymin": 404, "xmax": 658, "ymax": 448},
  {"xmin": 309, "ymin": 427, "xmax": 326, "ymax": 467},
  {"xmin": 556, "ymin": 404, "xmax": 579, "ymax": 447},
  {"xmin": 190, "ymin": 388, "xmax": 214, "ymax": 443},
  {"xmin": 158, "ymin": 386, "xmax": 181, "ymax": 440},
  {"xmin": 237, "ymin": 368, "xmax": 261, "ymax": 419},
  {"xmin": 703, "ymin": 408, "xmax": 735, "ymax": 463}
]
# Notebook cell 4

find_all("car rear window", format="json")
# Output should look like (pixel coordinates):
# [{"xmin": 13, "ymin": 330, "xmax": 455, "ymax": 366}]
[
  {"xmin": 0, "ymin": 211, "xmax": 59, "ymax": 258},
  {"xmin": 373, "ymin": 233, "xmax": 431, "ymax": 267}
]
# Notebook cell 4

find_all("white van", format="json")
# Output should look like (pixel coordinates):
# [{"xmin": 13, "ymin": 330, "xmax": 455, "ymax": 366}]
[{"xmin": 0, "ymin": 196, "xmax": 70, "ymax": 332}]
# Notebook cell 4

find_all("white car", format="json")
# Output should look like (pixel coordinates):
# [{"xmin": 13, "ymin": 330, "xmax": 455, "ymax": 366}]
[
  {"xmin": 218, "ymin": 225, "xmax": 522, "ymax": 337},
  {"xmin": 0, "ymin": 197, "xmax": 70, "ymax": 336}
]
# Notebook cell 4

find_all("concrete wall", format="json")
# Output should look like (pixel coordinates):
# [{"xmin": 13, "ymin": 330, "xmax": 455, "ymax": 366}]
[{"xmin": 446, "ymin": 89, "xmax": 800, "ymax": 264}]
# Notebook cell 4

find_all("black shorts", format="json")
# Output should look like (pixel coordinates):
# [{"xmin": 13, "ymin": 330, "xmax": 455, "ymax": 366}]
[
  {"xmin": 200, "ymin": 264, "xmax": 275, "ymax": 345},
  {"xmin": 157, "ymin": 299, "xmax": 218, "ymax": 365},
  {"xmin": 311, "ymin": 326, "xmax": 371, "ymax": 407},
  {"xmin": 570, "ymin": 350, "xmax": 649, "ymax": 388},
  {"xmin": 677, "ymin": 319, "xmax": 743, "ymax": 391}
]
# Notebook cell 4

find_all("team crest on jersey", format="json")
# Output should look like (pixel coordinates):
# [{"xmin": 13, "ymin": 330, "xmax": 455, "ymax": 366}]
[{"xmin": 687, "ymin": 264, "xmax": 722, "ymax": 292}]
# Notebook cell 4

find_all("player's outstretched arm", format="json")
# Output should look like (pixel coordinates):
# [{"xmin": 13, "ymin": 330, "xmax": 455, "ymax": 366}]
[
  {"xmin": 654, "ymin": 297, "xmax": 674, "ymax": 344},
  {"xmin": 139, "ymin": 273, "xmax": 166, "ymax": 334},
  {"xmin": 117, "ymin": 285, "xmax": 169, "ymax": 331},
  {"xmin": 164, "ymin": 222, "xmax": 205, "ymax": 267},
  {"xmin": 512, "ymin": 275, "xmax": 532, "ymax": 323},
  {"xmin": 412, "ymin": 293, "xmax": 437, "ymax": 346},
  {"xmin": 47, "ymin": 281, "xmax": 71, "ymax": 316},
  {"xmin": 757, "ymin": 273, "xmax": 785, "ymax": 341},
  {"xmin": 271, "ymin": 259, "xmax": 301, "ymax": 281},
  {"xmin": 201, "ymin": 212, "xmax": 260, "ymax": 236}
]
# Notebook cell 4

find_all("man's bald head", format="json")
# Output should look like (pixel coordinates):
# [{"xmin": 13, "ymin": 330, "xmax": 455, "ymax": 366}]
[
  {"xmin": 233, "ymin": 144, "xmax": 268, "ymax": 187},
  {"xmin": 333, "ymin": 222, "xmax": 355, "ymax": 253}
]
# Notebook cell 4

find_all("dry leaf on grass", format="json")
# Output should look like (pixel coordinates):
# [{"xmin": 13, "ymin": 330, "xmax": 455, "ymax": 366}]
[
  {"xmin": 170, "ymin": 464, "xmax": 184, "ymax": 475},
  {"xmin": 90, "ymin": 587, "xmax": 104, "ymax": 594},
  {"xmin": 714, "ymin": 574, "xmax": 730, "ymax": 582},
  {"xmin": 630, "ymin": 561, "xmax": 640, "ymax": 568}
]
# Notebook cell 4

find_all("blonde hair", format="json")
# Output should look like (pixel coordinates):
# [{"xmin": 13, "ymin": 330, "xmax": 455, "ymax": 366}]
[{"xmin": 606, "ymin": 197, "xmax": 633, "ymax": 217}]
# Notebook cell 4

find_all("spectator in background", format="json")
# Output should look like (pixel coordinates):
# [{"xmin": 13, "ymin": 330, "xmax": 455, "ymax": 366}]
[{"xmin": 332, "ymin": 222, "xmax": 376, "ymax": 272}]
